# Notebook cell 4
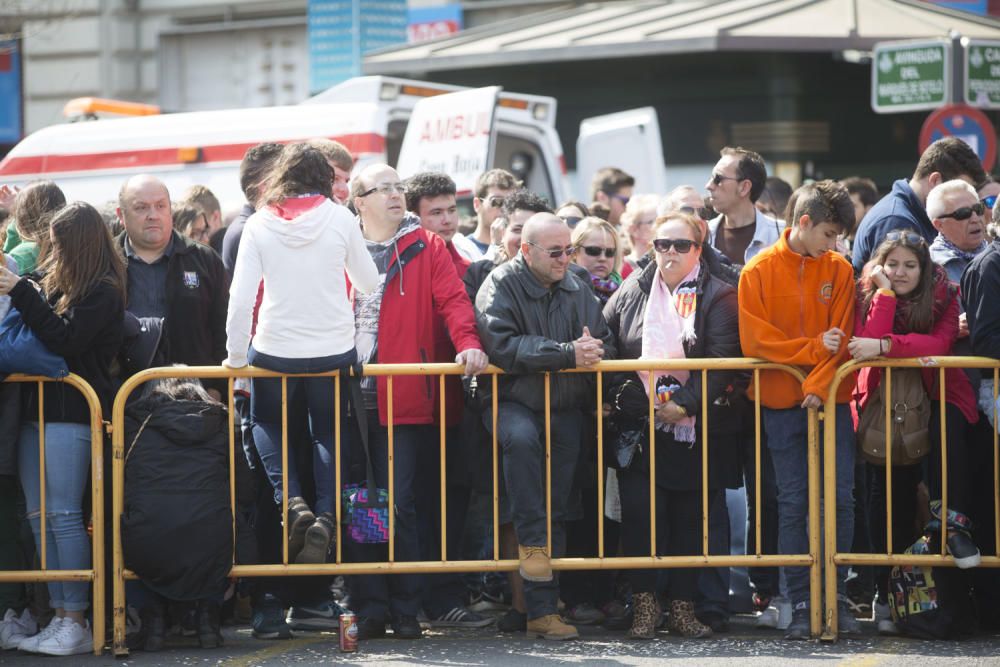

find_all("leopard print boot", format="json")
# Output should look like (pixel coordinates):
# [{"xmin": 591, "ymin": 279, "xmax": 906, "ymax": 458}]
[
  {"xmin": 666, "ymin": 599, "xmax": 712, "ymax": 638},
  {"xmin": 626, "ymin": 592, "xmax": 660, "ymax": 639}
]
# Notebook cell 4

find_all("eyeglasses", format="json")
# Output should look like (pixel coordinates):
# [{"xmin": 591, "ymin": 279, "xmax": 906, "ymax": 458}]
[
  {"xmin": 526, "ymin": 240, "xmax": 577, "ymax": 258},
  {"xmin": 560, "ymin": 215, "xmax": 582, "ymax": 228},
  {"xmin": 884, "ymin": 231, "xmax": 926, "ymax": 246},
  {"xmin": 983, "ymin": 195, "xmax": 997, "ymax": 210},
  {"xmin": 611, "ymin": 194, "xmax": 630, "ymax": 206},
  {"xmin": 486, "ymin": 196, "xmax": 506, "ymax": 208},
  {"xmin": 679, "ymin": 206, "xmax": 709, "ymax": 219},
  {"xmin": 358, "ymin": 182, "xmax": 407, "ymax": 198},
  {"xmin": 938, "ymin": 202, "xmax": 985, "ymax": 221},
  {"xmin": 711, "ymin": 173, "xmax": 743, "ymax": 186},
  {"xmin": 653, "ymin": 238, "xmax": 701, "ymax": 254},
  {"xmin": 578, "ymin": 245, "xmax": 616, "ymax": 258}
]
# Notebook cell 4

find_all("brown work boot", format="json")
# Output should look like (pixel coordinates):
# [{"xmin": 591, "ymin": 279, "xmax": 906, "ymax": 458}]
[
  {"xmin": 626, "ymin": 592, "xmax": 660, "ymax": 639},
  {"xmin": 666, "ymin": 599, "xmax": 712, "ymax": 638},
  {"xmin": 518, "ymin": 544, "xmax": 552, "ymax": 582},
  {"xmin": 526, "ymin": 614, "xmax": 578, "ymax": 640}
]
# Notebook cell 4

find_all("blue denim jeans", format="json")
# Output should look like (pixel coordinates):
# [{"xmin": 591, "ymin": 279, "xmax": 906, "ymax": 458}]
[
  {"xmin": 763, "ymin": 404, "xmax": 854, "ymax": 608},
  {"xmin": 249, "ymin": 346, "xmax": 356, "ymax": 515},
  {"xmin": 18, "ymin": 422, "xmax": 92, "ymax": 612}
]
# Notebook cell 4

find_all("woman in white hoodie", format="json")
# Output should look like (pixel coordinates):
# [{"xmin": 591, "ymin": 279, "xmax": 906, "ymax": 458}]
[{"xmin": 225, "ymin": 143, "xmax": 378, "ymax": 563}]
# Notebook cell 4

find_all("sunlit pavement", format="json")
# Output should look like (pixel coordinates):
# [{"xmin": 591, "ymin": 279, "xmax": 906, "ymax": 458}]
[{"xmin": 1, "ymin": 615, "xmax": 998, "ymax": 666}]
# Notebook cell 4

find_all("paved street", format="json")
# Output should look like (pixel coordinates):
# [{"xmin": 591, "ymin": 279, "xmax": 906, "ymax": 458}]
[{"xmin": 1, "ymin": 615, "xmax": 998, "ymax": 666}]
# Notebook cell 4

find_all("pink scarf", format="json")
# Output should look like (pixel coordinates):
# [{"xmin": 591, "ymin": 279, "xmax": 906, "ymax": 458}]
[{"xmin": 638, "ymin": 263, "xmax": 700, "ymax": 443}]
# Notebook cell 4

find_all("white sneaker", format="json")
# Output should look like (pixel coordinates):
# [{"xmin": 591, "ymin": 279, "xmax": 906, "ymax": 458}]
[
  {"xmin": 17, "ymin": 616, "xmax": 64, "ymax": 653},
  {"xmin": 35, "ymin": 618, "xmax": 92, "ymax": 656},
  {"xmin": 874, "ymin": 602, "xmax": 899, "ymax": 636},
  {"xmin": 0, "ymin": 608, "xmax": 38, "ymax": 649}
]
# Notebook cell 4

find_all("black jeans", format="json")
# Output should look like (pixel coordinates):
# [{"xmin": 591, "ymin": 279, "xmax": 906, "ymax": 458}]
[
  {"xmin": 484, "ymin": 402, "xmax": 582, "ymax": 619},
  {"xmin": 619, "ymin": 468, "xmax": 718, "ymax": 602},
  {"xmin": 739, "ymin": 416, "xmax": 779, "ymax": 598},
  {"xmin": 866, "ymin": 462, "xmax": 922, "ymax": 603},
  {"xmin": 928, "ymin": 401, "xmax": 975, "ymax": 517},
  {"xmin": 345, "ymin": 414, "xmax": 434, "ymax": 620}
]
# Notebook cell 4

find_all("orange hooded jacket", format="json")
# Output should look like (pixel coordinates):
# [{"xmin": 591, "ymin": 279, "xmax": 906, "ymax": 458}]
[{"xmin": 738, "ymin": 228, "xmax": 855, "ymax": 409}]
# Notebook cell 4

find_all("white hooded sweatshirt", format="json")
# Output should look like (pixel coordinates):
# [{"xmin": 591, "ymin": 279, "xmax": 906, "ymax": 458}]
[{"xmin": 225, "ymin": 197, "xmax": 378, "ymax": 366}]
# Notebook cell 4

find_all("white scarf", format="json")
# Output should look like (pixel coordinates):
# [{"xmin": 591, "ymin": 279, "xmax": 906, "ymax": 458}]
[{"xmin": 638, "ymin": 263, "xmax": 700, "ymax": 443}]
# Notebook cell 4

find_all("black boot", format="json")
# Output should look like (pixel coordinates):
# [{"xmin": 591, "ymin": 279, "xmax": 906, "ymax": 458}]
[
  {"xmin": 140, "ymin": 599, "xmax": 167, "ymax": 652},
  {"xmin": 296, "ymin": 512, "xmax": 335, "ymax": 564},
  {"xmin": 287, "ymin": 497, "xmax": 316, "ymax": 562},
  {"xmin": 196, "ymin": 600, "xmax": 223, "ymax": 649}
]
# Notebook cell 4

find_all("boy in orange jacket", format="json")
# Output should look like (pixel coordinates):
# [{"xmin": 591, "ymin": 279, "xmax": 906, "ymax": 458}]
[{"xmin": 738, "ymin": 180, "xmax": 857, "ymax": 640}]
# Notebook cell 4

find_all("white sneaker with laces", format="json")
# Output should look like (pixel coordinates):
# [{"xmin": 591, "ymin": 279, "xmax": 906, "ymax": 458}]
[
  {"xmin": 756, "ymin": 605, "xmax": 780, "ymax": 628},
  {"xmin": 874, "ymin": 602, "xmax": 899, "ymax": 635},
  {"xmin": 35, "ymin": 617, "xmax": 92, "ymax": 656},
  {"xmin": 0, "ymin": 608, "xmax": 38, "ymax": 649},
  {"xmin": 17, "ymin": 616, "xmax": 64, "ymax": 653}
]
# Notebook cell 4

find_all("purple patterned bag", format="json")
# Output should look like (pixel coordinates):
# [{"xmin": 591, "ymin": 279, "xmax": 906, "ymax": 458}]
[{"xmin": 341, "ymin": 483, "xmax": 389, "ymax": 544}]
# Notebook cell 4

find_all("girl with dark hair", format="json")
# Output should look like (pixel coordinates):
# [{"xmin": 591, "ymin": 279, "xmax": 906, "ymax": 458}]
[
  {"xmin": 0, "ymin": 201, "xmax": 125, "ymax": 656},
  {"xmin": 848, "ymin": 231, "xmax": 984, "ymax": 633},
  {"xmin": 4, "ymin": 180, "xmax": 66, "ymax": 275},
  {"xmin": 225, "ymin": 142, "xmax": 378, "ymax": 563}
]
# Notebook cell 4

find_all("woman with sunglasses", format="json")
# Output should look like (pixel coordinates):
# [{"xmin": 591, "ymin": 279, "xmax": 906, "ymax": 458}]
[
  {"xmin": 848, "ymin": 231, "xmax": 984, "ymax": 632},
  {"xmin": 571, "ymin": 217, "xmax": 622, "ymax": 304},
  {"xmin": 603, "ymin": 212, "xmax": 741, "ymax": 639}
]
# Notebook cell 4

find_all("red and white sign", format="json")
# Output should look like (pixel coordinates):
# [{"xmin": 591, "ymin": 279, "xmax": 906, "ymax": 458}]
[
  {"xmin": 396, "ymin": 86, "xmax": 501, "ymax": 195},
  {"xmin": 407, "ymin": 20, "xmax": 459, "ymax": 43}
]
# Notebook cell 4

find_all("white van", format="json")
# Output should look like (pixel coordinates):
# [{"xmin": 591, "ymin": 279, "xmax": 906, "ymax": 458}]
[{"xmin": 0, "ymin": 76, "xmax": 571, "ymax": 212}]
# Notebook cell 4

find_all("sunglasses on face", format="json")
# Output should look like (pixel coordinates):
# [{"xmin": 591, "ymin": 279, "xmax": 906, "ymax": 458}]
[
  {"xmin": 939, "ymin": 202, "xmax": 985, "ymax": 221},
  {"xmin": 679, "ymin": 205, "xmax": 708, "ymax": 219},
  {"xmin": 711, "ymin": 173, "xmax": 743, "ymax": 186},
  {"xmin": 527, "ymin": 240, "xmax": 577, "ymax": 258},
  {"xmin": 653, "ymin": 238, "xmax": 700, "ymax": 254},
  {"xmin": 578, "ymin": 245, "xmax": 616, "ymax": 258},
  {"xmin": 884, "ymin": 231, "xmax": 926, "ymax": 246},
  {"xmin": 560, "ymin": 215, "xmax": 582, "ymax": 228},
  {"xmin": 983, "ymin": 195, "xmax": 997, "ymax": 210},
  {"xmin": 486, "ymin": 196, "xmax": 506, "ymax": 208}
]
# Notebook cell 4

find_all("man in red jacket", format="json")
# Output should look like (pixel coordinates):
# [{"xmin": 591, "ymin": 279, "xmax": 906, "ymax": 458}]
[{"xmin": 348, "ymin": 163, "xmax": 488, "ymax": 640}]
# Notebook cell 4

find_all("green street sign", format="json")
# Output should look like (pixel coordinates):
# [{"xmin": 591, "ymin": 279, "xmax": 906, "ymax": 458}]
[
  {"xmin": 965, "ymin": 39, "xmax": 1000, "ymax": 110},
  {"xmin": 872, "ymin": 40, "xmax": 950, "ymax": 114}
]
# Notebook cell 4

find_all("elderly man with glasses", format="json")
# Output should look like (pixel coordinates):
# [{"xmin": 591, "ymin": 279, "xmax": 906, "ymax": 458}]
[
  {"xmin": 347, "ymin": 163, "xmax": 488, "ymax": 641},
  {"xmin": 475, "ymin": 212, "xmax": 615, "ymax": 641}
]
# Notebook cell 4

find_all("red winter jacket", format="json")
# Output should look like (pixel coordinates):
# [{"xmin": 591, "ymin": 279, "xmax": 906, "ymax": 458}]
[
  {"xmin": 432, "ymin": 241, "xmax": 472, "ymax": 427},
  {"xmin": 350, "ymin": 227, "xmax": 482, "ymax": 426},
  {"xmin": 854, "ymin": 269, "xmax": 978, "ymax": 424}
]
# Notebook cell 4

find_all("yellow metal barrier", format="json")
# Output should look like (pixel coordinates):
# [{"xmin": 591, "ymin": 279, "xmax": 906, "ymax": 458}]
[
  {"xmin": 0, "ymin": 373, "xmax": 106, "ymax": 656},
  {"xmin": 823, "ymin": 357, "xmax": 1000, "ymax": 640},
  {"xmin": 111, "ymin": 358, "xmax": 821, "ymax": 655}
]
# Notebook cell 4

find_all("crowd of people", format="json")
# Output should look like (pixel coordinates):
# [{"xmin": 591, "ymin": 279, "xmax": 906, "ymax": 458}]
[{"xmin": 0, "ymin": 133, "xmax": 997, "ymax": 656}]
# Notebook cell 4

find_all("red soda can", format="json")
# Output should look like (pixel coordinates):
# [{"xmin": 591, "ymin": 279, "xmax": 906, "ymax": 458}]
[{"xmin": 339, "ymin": 612, "xmax": 358, "ymax": 652}]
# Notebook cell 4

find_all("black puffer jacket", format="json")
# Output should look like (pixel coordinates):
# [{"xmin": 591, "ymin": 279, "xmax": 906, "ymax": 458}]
[
  {"xmin": 602, "ymin": 259, "xmax": 742, "ymax": 490},
  {"xmin": 122, "ymin": 396, "xmax": 232, "ymax": 601},
  {"xmin": 475, "ymin": 254, "xmax": 615, "ymax": 412}
]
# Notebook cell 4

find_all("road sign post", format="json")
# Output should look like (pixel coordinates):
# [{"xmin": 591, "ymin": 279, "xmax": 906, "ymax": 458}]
[{"xmin": 872, "ymin": 40, "xmax": 950, "ymax": 113}]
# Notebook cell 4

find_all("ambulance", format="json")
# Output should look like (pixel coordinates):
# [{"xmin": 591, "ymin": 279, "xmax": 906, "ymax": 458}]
[{"xmin": 0, "ymin": 77, "xmax": 573, "ymax": 212}]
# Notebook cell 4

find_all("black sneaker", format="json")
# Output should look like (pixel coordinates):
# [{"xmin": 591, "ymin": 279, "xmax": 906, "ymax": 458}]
[
  {"xmin": 837, "ymin": 601, "xmax": 862, "ymax": 636},
  {"xmin": 390, "ymin": 614, "xmax": 422, "ymax": 639},
  {"xmin": 697, "ymin": 612, "xmax": 729, "ymax": 633},
  {"xmin": 428, "ymin": 607, "xmax": 494, "ymax": 628},
  {"xmin": 947, "ymin": 531, "xmax": 982, "ymax": 569},
  {"xmin": 286, "ymin": 599, "xmax": 344, "ymax": 631},
  {"xmin": 355, "ymin": 616, "xmax": 386, "ymax": 640},
  {"xmin": 783, "ymin": 606, "xmax": 810, "ymax": 640},
  {"xmin": 252, "ymin": 595, "xmax": 292, "ymax": 640},
  {"xmin": 497, "ymin": 608, "xmax": 527, "ymax": 633}
]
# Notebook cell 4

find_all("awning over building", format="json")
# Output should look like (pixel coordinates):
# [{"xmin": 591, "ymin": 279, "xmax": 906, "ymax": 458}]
[{"xmin": 364, "ymin": 0, "xmax": 1000, "ymax": 75}]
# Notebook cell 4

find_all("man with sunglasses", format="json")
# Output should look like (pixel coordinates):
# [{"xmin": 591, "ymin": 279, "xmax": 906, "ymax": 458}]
[
  {"xmin": 704, "ymin": 146, "xmax": 781, "ymax": 269},
  {"xmin": 927, "ymin": 180, "xmax": 989, "ymax": 285},
  {"xmin": 589, "ymin": 167, "xmax": 634, "ymax": 226},
  {"xmin": 475, "ymin": 212, "xmax": 615, "ymax": 641},
  {"xmin": 468, "ymin": 169, "xmax": 521, "ymax": 257},
  {"xmin": 852, "ymin": 137, "xmax": 988, "ymax": 274}
]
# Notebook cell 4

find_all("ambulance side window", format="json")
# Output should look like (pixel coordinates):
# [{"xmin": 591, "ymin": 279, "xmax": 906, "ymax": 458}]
[
  {"xmin": 387, "ymin": 119, "xmax": 408, "ymax": 169},
  {"xmin": 494, "ymin": 133, "xmax": 554, "ymax": 206}
]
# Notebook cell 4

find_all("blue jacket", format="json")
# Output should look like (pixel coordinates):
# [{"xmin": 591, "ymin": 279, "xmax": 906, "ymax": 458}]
[{"xmin": 852, "ymin": 179, "xmax": 935, "ymax": 273}]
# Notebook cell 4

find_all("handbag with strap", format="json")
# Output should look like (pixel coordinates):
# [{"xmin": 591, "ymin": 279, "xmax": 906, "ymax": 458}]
[
  {"xmin": 858, "ymin": 367, "xmax": 931, "ymax": 466},
  {"xmin": 341, "ymin": 366, "xmax": 390, "ymax": 544},
  {"xmin": 0, "ymin": 307, "xmax": 68, "ymax": 378}
]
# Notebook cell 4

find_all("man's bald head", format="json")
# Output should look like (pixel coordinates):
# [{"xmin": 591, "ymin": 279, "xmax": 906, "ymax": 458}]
[
  {"xmin": 521, "ymin": 212, "xmax": 566, "ymax": 244},
  {"xmin": 117, "ymin": 174, "xmax": 173, "ymax": 256},
  {"xmin": 119, "ymin": 174, "xmax": 169, "ymax": 210}
]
